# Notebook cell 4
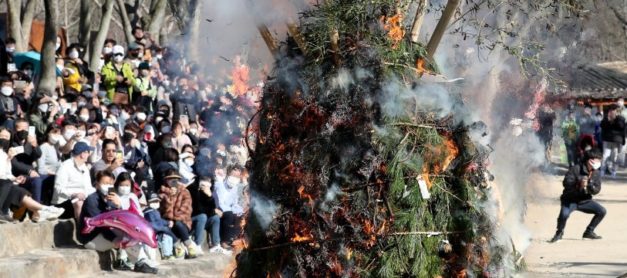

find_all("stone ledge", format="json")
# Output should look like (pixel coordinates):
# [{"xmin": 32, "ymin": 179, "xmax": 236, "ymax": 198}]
[{"xmin": 0, "ymin": 220, "xmax": 78, "ymax": 258}]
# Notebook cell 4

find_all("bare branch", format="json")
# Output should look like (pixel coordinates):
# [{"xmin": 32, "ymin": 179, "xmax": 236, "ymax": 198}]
[
  {"xmin": 426, "ymin": 0, "xmax": 461, "ymax": 60},
  {"xmin": 116, "ymin": 0, "xmax": 136, "ymax": 44}
]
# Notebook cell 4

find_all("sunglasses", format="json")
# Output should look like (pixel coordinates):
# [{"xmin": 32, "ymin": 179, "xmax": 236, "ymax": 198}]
[{"xmin": 114, "ymin": 53, "xmax": 124, "ymax": 57}]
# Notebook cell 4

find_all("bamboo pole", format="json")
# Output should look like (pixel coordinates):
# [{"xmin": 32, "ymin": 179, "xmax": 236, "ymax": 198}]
[
  {"xmin": 257, "ymin": 24, "xmax": 280, "ymax": 57},
  {"xmin": 425, "ymin": 0, "xmax": 460, "ymax": 60},
  {"xmin": 409, "ymin": 0, "xmax": 429, "ymax": 43}
]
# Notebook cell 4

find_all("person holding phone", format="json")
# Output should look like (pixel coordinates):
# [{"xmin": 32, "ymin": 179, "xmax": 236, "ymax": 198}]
[
  {"xmin": 0, "ymin": 76, "xmax": 20, "ymax": 129},
  {"xmin": 10, "ymin": 119, "xmax": 47, "ymax": 202},
  {"xmin": 91, "ymin": 139, "xmax": 124, "ymax": 180}
]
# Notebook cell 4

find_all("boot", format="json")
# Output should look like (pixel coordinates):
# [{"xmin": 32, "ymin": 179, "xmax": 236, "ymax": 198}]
[
  {"xmin": 582, "ymin": 231, "xmax": 602, "ymax": 240},
  {"xmin": 549, "ymin": 230, "xmax": 563, "ymax": 243}
]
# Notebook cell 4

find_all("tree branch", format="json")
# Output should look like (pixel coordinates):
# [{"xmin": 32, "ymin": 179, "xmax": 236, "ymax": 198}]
[
  {"xmin": 116, "ymin": 0, "xmax": 135, "ymax": 44},
  {"xmin": 426, "ymin": 0, "xmax": 461, "ymax": 60},
  {"xmin": 21, "ymin": 0, "xmax": 38, "ymax": 45}
]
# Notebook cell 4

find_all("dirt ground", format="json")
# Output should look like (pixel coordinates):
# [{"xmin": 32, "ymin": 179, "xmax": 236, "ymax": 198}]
[{"xmin": 522, "ymin": 163, "xmax": 627, "ymax": 277}]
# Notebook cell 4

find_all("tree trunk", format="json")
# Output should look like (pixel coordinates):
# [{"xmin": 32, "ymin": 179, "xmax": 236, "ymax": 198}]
[
  {"xmin": 116, "ymin": 0, "xmax": 135, "ymax": 44},
  {"xmin": 187, "ymin": 0, "xmax": 202, "ymax": 60},
  {"xmin": 409, "ymin": 0, "xmax": 428, "ymax": 43},
  {"xmin": 21, "ymin": 0, "xmax": 39, "ymax": 47},
  {"xmin": 79, "ymin": 0, "xmax": 95, "ymax": 59},
  {"xmin": 147, "ymin": 0, "xmax": 168, "ymax": 45},
  {"xmin": 7, "ymin": 0, "xmax": 27, "ymax": 51},
  {"xmin": 90, "ymin": 0, "xmax": 116, "ymax": 72},
  {"xmin": 39, "ymin": 0, "xmax": 59, "ymax": 95},
  {"xmin": 425, "ymin": 0, "xmax": 460, "ymax": 60}
]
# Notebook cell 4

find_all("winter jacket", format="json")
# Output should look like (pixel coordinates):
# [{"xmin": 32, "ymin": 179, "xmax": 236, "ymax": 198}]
[
  {"xmin": 159, "ymin": 185, "xmax": 193, "ymax": 229},
  {"xmin": 10, "ymin": 142, "xmax": 41, "ymax": 176},
  {"xmin": 77, "ymin": 192, "xmax": 119, "ymax": 244},
  {"xmin": 577, "ymin": 114, "xmax": 596, "ymax": 135},
  {"xmin": 169, "ymin": 90, "xmax": 198, "ymax": 121},
  {"xmin": 561, "ymin": 165, "xmax": 601, "ymax": 203},
  {"xmin": 601, "ymin": 115, "xmax": 626, "ymax": 144},
  {"xmin": 101, "ymin": 61, "xmax": 136, "ymax": 101},
  {"xmin": 561, "ymin": 119, "xmax": 579, "ymax": 144},
  {"xmin": 143, "ymin": 208, "xmax": 177, "ymax": 239}
]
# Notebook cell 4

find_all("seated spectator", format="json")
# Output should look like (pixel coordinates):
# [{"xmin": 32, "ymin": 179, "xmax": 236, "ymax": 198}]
[
  {"xmin": 213, "ymin": 165, "xmax": 244, "ymax": 249},
  {"xmin": 169, "ymin": 76, "xmax": 198, "ymax": 122},
  {"xmin": 190, "ymin": 176, "xmax": 231, "ymax": 254},
  {"xmin": 178, "ymin": 151, "xmax": 195, "ymax": 186},
  {"xmin": 11, "ymin": 119, "xmax": 46, "ymax": 203},
  {"xmin": 0, "ymin": 129, "xmax": 64, "ymax": 223},
  {"xmin": 159, "ymin": 169, "xmax": 200, "ymax": 259},
  {"xmin": 52, "ymin": 142, "xmax": 94, "ymax": 220},
  {"xmin": 114, "ymin": 172, "xmax": 141, "ymax": 211},
  {"xmin": 91, "ymin": 138, "xmax": 123, "ymax": 178},
  {"xmin": 77, "ymin": 170, "xmax": 158, "ymax": 274},
  {"xmin": 143, "ymin": 193, "xmax": 177, "ymax": 260}
]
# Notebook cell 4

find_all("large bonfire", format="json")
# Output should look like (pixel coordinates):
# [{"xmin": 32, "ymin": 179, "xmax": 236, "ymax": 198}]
[{"xmin": 235, "ymin": 1, "xmax": 520, "ymax": 277}]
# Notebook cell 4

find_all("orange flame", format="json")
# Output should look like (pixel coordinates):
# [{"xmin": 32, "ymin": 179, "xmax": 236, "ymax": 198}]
[
  {"xmin": 416, "ymin": 58, "xmax": 427, "ymax": 75},
  {"xmin": 442, "ymin": 138, "xmax": 459, "ymax": 171},
  {"xmin": 231, "ymin": 58, "xmax": 250, "ymax": 97},
  {"xmin": 291, "ymin": 232, "xmax": 313, "ymax": 242},
  {"xmin": 422, "ymin": 137, "xmax": 459, "ymax": 189},
  {"xmin": 297, "ymin": 185, "xmax": 315, "ymax": 207},
  {"xmin": 381, "ymin": 13, "xmax": 405, "ymax": 48}
]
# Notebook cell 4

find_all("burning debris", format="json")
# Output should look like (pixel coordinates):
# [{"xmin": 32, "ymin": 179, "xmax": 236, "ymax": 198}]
[{"xmin": 235, "ymin": 1, "xmax": 518, "ymax": 277}]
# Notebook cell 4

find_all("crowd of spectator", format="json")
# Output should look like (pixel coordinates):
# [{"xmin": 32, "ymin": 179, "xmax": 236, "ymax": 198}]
[{"xmin": 0, "ymin": 26, "xmax": 258, "ymax": 274}]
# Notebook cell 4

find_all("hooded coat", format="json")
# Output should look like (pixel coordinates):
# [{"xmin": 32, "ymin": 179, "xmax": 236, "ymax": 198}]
[{"xmin": 159, "ymin": 184, "xmax": 193, "ymax": 229}]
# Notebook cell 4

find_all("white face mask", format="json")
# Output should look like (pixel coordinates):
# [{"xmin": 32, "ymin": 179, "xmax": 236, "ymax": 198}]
[
  {"xmin": 79, "ymin": 114, "xmax": 90, "ymax": 122},
  {"xmin": 5, "ymin": 47, "xmax": 15, "ymax": 53},
  {"xmin": 184, "ymin": 159, "xmax": 194, "ymax": 167},
  {"xmin": 156, "ymin": 54, "xmax": 163, "ymax": 60},
  {"xmin": 69, "ymin": 50, "xmax": 79, "ymax": 59},
  {"xmin": 99, "ymin": 184, "xmax": 113, "ymax": 196},
  {"xmin": 149, "ymin": 203, "xmax": 160, "ymax": 210},
  {"xmin": 56, "ymin": 64, "xmax": 64, "ymax": 72},
  {"xmin": 63, "ymin": 129, "xmax": 76, "ymax": 140},
  {"xmin": 118, "ymin": 186, "xmax": 131, "ymax": 196},
  {"xmin": 618, "ymin": 101, "xmax": 625, "ymax": 107},
  {"xmin": 590, "ymin": 160, "xmax": 601, "ymax": 170},
  {"xmin": 114, "ymin": 55, "xmax": 124, "ymax": 63},
  {"xmin": 226, "ymin": 176, "xmax": 239, "ymax": 188},
  {"xmin": 103, "ymin": 47, "xmax": 112, "ymax": 54},
  {"xmin": 48, "ymin": 134, "xmax": 59, "ymax": 144},
  {"xmin": 76, "ymin": 130, "xmax": 86, "ymax": 139},
  {"xmin": 38, "ymin": 103, "xmax": 49, "ymax": 113},
  {"xmin": 162, "ymin": 80, "xmax": 170, "ymax": 87},
  {"xmin": 136, "ymin": 112, "xmax": 147, "ymax": 122},
  {"xmin": 189, "ymin": 128, "xmax": 198, "ymax": 136},
  {"xmin": 69, "ymin": 106, "xmax": 78, "ymax": 114},
  {"xmin": 1, "ymin": 87, "xmax": 13, "ymax": 96}
]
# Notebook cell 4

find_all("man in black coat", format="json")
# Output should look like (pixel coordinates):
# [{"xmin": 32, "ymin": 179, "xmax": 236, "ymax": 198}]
[
  {"xmin": 600, "ymin": 104, "xmax": 625, "ymax": 176},
  {"xmin": 550, "ymin": 150, "xmax": 606, "ymax": 243}
]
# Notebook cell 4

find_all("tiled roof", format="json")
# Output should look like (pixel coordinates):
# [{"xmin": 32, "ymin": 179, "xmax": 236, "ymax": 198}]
[{"xmin": 564, "ymin": 61, "xmax": 627, "ymax": 99}]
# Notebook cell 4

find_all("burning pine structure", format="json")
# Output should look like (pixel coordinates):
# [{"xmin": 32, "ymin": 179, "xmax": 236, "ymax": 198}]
[{"xmin": 237, "ymin": 1, "xmax": 513, "ymax": 277}]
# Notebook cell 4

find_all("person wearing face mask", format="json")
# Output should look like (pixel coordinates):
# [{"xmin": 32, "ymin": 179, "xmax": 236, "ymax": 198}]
[
  {"xmin": 213, "ymin": 165, "xmax": 244, "ymax": 249},
  {"xmin": 0, "ymin": 77, "xmax": 19, "ymax": 128},
  {"xmin": 113, "ymin": 172, "xmax": 141, "ymax": 213},
  {"xmin": 28, "ymin": 98, "xmax": 59, "ymax": 138},
  {"xmin": 78, "ymin": 170, "xmax": 159, "ymax": 274},
  {"xmin": 143, "ymin": 193, "xmax": 177, "ymax": 260},
  {"xmin": 36, "ymin": 127, "xmax": 63, "ymax": 204},
  {"xmin": 101, "ymin": 45, "xmax": 135, "ymax": 104},
  {"xmin": 11, "ymin": 119, "xmax": 47, "ymax": 204},
  {"xmin": 189, "ymin": 177, "xmax": 231, "ymax": 255},
  {"xmin": 600, "ymin": 104, "xmax": 625, "ymax": 177},
  {"xmin": 159, "ymin": 170, "xmax": 200, "ymax": 259},
  {"xmin": 550, "ymin": 150, "xmax": 606, "ymax": 243},
  {"xmin": 133, "ymin": 63, "xmax": 157, "ymax": 113},
  {"xmin": 0, "ymin": 126, "xmax": 65, "ymax": 223},
  {"xmin": 171, "ymin": 121, "xmax": 192, "ymax": 152},
  {"xmin": 52, "ymin": 142, "xmax": 95, "ymax": 220},
  {"xmin": 178, "ymin": 152, "xmax": 196, "ymax": 186}
]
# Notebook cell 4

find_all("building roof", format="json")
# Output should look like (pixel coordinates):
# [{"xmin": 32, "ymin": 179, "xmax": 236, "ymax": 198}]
[{"xmin": 563, "ymin": 61, "xmax": 627, "ymax": 99}]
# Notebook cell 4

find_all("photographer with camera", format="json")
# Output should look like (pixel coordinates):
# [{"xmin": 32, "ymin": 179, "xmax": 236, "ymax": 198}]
[{"xmin": 550, "ymin": 149, "xmax": 606, "ymax": 243}]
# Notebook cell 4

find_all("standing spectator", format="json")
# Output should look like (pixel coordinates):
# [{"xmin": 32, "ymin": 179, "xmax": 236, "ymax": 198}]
[
  {"xmin": 52, "ymin": 142, "xmax": 95, "ymax": 220},
  {"xmin": 159, "ymin": 170, "xmax": 200, "ymax": 259},
  {"xmin": 576, "ymin": 104, "xmax": 597, "ymax": 163},
  {"xmin": 133, "ymin": 62, "xmax": 157, "ymax": 112},
  {"xmin": 170, "ymin": 76, "xmax": 198, "ymax": 122},
  {"xmin": 600, "ymin": 104, "xmax": 625, "ymax": 177},
  {"xmin": 101, "ymin": 45, "xmax": 135, "ymax": 104},
  {"xmin": 561, "ymin": 111, "xmax": 579, "ymax": 168}
]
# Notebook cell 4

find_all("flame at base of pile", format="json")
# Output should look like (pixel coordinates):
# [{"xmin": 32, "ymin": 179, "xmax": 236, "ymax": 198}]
[{"xmin": 235, "ymin": 1, "xmax": 520, "ymax": 277}]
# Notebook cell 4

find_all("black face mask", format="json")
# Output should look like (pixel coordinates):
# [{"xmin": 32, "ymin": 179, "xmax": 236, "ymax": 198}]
[
  {"xmin": 16, "ymin": 130, "xmax": 28, "ymax": 141},
  {"xmin": 159, "ymin": 109, "xmax": 170, "ymax": 118},
  {"xmin": 0, "ymin": 139, "xmax": 10, "ymax": 152},
  {"xmin": 123, "ymin": 132, "xmax": 135, "ymax": 142}
]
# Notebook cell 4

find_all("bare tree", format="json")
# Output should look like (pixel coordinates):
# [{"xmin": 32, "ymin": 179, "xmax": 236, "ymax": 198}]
[
  {"xmin": 6, "ymin": 0, "xmax": 38, "ymax": 51},
  {"xmin": 79, "ymin": 0, "xmax": 96, "ymax": 59},
  {"xmin": 90, "ymin": 0, "xmax": 116, "ymax": 72},
  {"xmin": 146, "ymin": 0, "xmax": 168, "ymax": 45},
  {"xmin": 116, "ymin": 0, "xmax": 136, "ymax": 44},
  {"xmin": 39, "ymin": 0, "xmax": 59, "ymax": 94},
  {"xmin": 186, "ymin": 0, "xmax": 202, "ymax": 60}
]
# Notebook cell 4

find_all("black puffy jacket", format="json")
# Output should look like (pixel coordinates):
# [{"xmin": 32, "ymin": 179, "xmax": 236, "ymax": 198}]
[{"xmin": 560, "ymin": 165, "xmax": 601, "ymax": 203}]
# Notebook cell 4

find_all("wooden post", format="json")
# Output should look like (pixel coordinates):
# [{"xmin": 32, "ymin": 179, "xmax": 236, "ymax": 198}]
[
  {"xmin": 287, "ymin": 20, "xmax": 307, "ymax": 55},
  {"xmin": 425, "ymin": 0, "xmax": 460, "ymax": 60},
  {"xmin": 409, "ymin": 0, "xmax": 429, "ymax": 43},
  {"xmin": 257, "ymin": 24, "xmax": 280, "ymax": 58}
]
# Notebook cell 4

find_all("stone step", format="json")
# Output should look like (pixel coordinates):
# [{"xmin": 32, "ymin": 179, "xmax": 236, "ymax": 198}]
[
  {"xmin": 0, "ymin": 248, "xmax": 102, "ymax": 278},
  {"xmin": 0, "ymin": 220, "xmax": 78, "ymax": 258},
  {"xmin": 0, "ymin": 247, "xmax": 232, "ymax": 278}
]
